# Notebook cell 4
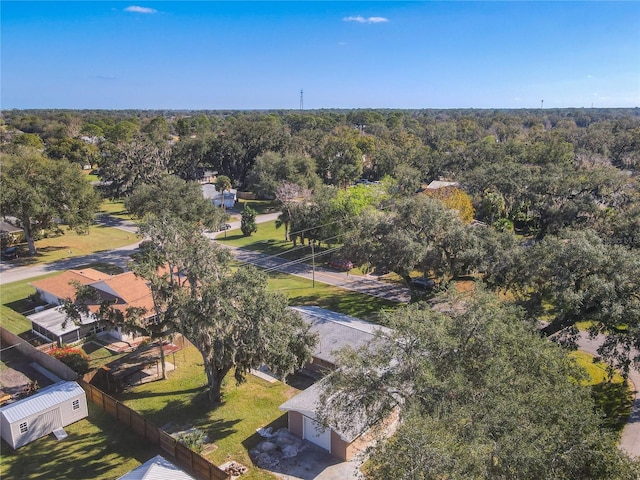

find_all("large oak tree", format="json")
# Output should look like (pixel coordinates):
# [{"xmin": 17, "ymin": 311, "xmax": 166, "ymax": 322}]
[
  {"xmin": 133, "ymin": 215, "xmax": 317, "ymax": 404},
  {"xmin": 0, "ymin": 150, "xmax": 100, "ymax": 255},
  {"xmin": 319, "ymin": 289, "xmax": 639, "ymax": 479}
]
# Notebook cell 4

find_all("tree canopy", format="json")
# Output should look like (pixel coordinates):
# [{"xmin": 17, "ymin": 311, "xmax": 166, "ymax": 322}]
[
  {"xmin": 132, "ymin": 216, "xmax": 317, "ymax": 404},
  {"xmin": 0, "ymin": 150, "xmax": 100, "ymax": 255},
  {"xmin": 124, "ymin": 174, "xmax": 227, "ymax": 230},
  {"xmin": 318, "ymin": 289, "xmax": 639, "ymax": 479}
]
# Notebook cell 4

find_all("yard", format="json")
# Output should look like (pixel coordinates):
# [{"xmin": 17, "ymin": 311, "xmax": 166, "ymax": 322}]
[
  {"xmin": 6, "ymin": 224, "xmax": 137, "ymax": 266},
  {"xmin": 268, "ymin": 270, "xmax": 398, "ymax": 322},
  {"xmin": 0, "ymin": 402, "xmax": 161, "ymax": 479},
  {"xmin": 115, "ymin": 344, "xmax": 298, "ymax": 480},
  {"xmin": 218, "ymin": 220, "xmax": 367, "ymax": 274},
  {"xmin": 570, "ymin": 351, "xmax": 634, "ymax": 433},
  {"xmin": 0, "ymin": 273, "xmax": 59, "ymax": 336}
]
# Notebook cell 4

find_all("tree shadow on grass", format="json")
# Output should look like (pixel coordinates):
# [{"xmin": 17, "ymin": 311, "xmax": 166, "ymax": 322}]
[
  {"xmin": 1, "ymin": 404, "xmax": 160, "ymax": 480},
  {"xmin": 592, "ymin": 380, "xmax": 634, "ymax": 432},
  {"xmin": 289, "ymin": 293, "xmax": 397, "ymax": 322}
]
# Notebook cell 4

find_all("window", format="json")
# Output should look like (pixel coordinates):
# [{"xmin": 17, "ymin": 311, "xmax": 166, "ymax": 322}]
[
  {"xmin": 19, "ymin": 422, "xmax": 28, "ymax": 433},
  {"xmin": 72, "ymin": 399, "xmax": 80, "ymax": 410}
]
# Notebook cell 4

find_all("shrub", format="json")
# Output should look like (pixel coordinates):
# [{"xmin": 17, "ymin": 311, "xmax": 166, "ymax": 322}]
[
  {"xmin": 178, "ymin": 429, "xmax": 206, "ymax": 453},
  {"xmin": 50, "ymin": 347, "xmax": 91, "ymax": 374},
  {"xmin": 241, "ymin": 205, "xmax": 258, "ymax": 237}
]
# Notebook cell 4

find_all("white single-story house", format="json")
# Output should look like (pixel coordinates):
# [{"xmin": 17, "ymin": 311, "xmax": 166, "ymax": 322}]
[
  {"xmin": 201, "ymin": 184, "xmax": 237, "ymax": 209},
  {"xmin": 279, "ymin": 306, "xmax": 392, "ymax": 460},
  {"xmin": 29, "ymin": 269, "xmax": 156, "ymax": 345},
  {"xmin": 0, "ymin": 381, "xmax": 88, "ymax": 449},
  {"xmin": 117, "ymin": 455, "xmax": 196, "ymax": 480}
]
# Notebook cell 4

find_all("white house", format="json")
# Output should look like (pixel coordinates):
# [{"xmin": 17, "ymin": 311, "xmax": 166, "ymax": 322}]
[
  {"xmin": 201, "ymin": 184, "xmax": 237, "ymax": 209},
  {"xmin": 0, "ymin": 381, "xmax": 88, "ymax": 449}
]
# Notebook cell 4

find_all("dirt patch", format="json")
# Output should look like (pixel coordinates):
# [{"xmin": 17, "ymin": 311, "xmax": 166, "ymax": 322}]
[{"xmin": 0, "ymin": 340, "xmax": 56, "ymax": 398}]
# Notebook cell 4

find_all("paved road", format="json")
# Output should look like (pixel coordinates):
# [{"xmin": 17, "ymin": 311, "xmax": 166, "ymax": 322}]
[{"xmin": 0, "ymin": 215, "xmax": 142, "ymax": 284}]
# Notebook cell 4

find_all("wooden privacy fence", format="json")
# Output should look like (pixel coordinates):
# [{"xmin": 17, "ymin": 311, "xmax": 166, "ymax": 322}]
[{"xmin": 78, "ymin": 380, "xmax": 230, "ymax": 480}]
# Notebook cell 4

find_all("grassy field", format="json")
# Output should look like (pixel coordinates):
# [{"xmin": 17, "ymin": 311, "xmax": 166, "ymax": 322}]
[
  {"xmin": 116, "ymin": 344, "xmax": 295, "ymax": 480},
  {"xmin": 0, "ymin": 273, "xmax": 59, "ymax": 335},
  {"xmin": 268, "ymin": 270, "xmax": 399, "ymax": 322},
  {"xmin": 7, "ymin": 224, "xmax": 137, "ymax": 267},
  {"xmin": 98, "ymin": 198, "xmax": 135, "ymax": 220},
  {"xmin": 570, "ymin": 351, "xmax": 633, "ymax": 433},
  {"xmin": 0, "ymin": 402, "xmax": 161, "ymax": 480}
]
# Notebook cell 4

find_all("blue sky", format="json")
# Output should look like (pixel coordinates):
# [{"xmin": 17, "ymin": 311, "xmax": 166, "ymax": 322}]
[{"xmin": 2, "ymin": 1, "xmax": 639, "ymax": 110}]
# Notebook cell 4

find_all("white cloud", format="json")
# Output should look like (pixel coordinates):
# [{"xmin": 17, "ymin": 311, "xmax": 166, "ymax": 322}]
[
  {"xmin": 124, "ymin": 5, "xmax": 157, "ymax": 14},
  {"xmin": 343, "ymin": 16, "xmax": 389, "ymax": 24}
]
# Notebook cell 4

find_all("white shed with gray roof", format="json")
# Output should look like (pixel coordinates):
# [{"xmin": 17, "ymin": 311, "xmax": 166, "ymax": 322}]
[{"xmin": 0, "ymin": 381, "xmax": 87, "ymax": 449}]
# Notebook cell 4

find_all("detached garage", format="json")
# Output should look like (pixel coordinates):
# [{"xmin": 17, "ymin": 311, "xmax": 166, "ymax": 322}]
[
  {"xmin": 0, "ymin": 381, "xmax": 88, "ymax": 449},
  {"xmin": 279, "ymin": 380, "xmax": 365, "ymax": 461}
]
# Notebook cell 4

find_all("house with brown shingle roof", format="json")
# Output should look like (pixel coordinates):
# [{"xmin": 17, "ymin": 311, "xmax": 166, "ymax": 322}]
[
  {"xmin": 28, "ymin": 270, "xmax": 156, "ymax": 345},
  {"xmin": 30, "ymin": 269, "xmax": 111, "ymax": 305}
]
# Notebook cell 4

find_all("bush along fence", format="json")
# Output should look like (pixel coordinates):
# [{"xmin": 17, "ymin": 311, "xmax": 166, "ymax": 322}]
[{"xmin": 78, "ymin": 379, "xmax": 230, "ymax": 480}]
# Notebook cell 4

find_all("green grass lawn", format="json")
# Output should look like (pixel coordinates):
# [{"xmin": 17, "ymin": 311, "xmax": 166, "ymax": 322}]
[
  {"xmin": 0, "ymin": 402, "xmax": 161, "ymax": 479},
  {"xmin": 0, "ymin": 273, "xmax": 60, "ymax": 335},
  {"xmin": 219, "ymin": 221, "xmax": 370, "ymax": 276},
  {"xmin": 218, "ymin": 221, "xmax": 295, "ymax": 256},
  {"xmin": 236, "ymin": 199, "xmax": 279, "ymax": 215},
  {"xmin": 98, "ymin": 198, "xmax": 135, "ymax": 220},
  {"xmin": 81, "ymin": 341, "xmax": 127, "ymax": 370},
  {"xmin": 7, "ymin": 225, "xmax": 137, "ymax": 267},
  {"xmin": 570, "ymin": 351, "xmax": 633, "ymax": 434},
  {"xmin": 116, "ymin": 345, "xmax": 296, "ymax": 480},
  {"xmin": 268, "ymin": 270, "xmax": 399, "ymax": 322}
]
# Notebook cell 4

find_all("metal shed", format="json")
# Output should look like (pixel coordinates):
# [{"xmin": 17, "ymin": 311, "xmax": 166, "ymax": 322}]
[{"xmin": 0, "ymin": 381, "xmax": 88, "ymax": 449}]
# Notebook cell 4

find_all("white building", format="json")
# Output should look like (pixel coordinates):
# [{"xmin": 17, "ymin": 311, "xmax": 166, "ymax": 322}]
[
  {"xmin": 201, "ymin": 184, "xmax": 237, "ymax": 209},
  {"xmin": 0, "ymin": 381, "xmax": 88, "ymax": 449}
]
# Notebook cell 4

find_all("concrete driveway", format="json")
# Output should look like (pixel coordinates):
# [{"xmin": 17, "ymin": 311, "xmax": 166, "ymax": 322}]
[{"xmin": 251, "ymin": 429, "xmax": 362, "ymax": 480}]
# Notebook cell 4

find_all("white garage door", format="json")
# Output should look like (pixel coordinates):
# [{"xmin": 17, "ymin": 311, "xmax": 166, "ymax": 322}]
[{"xmin": 303, "ymin": 416, "xmax": 331, "ymax": 451}]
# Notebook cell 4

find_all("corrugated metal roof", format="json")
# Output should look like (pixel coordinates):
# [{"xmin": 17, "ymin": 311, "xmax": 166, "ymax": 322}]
[
  {"xmin": 0, "ymin": 381, "xmax": 84, "ymax": 424},
  {"xmin": 117, "ymin": 455, "xmax": 197, "ymax": 480},
  {"xmin": 27, "ymin": 307, "xmax": 96, "ymax": 336}
]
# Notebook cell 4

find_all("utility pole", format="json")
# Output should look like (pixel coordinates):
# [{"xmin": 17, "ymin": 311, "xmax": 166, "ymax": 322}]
[
  {"xmin": 300, "ymin": 89, "xmax": 304, "ymax": 111},
  {"xmin": 311, "ymin": 239, "xmax": 315, "ymax": 288},
  {"xmin": 541, "ymin": 99, "xmax": 544, "ymax": 109}
]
